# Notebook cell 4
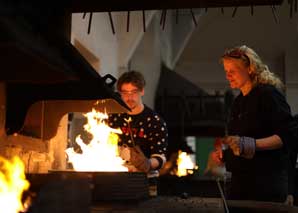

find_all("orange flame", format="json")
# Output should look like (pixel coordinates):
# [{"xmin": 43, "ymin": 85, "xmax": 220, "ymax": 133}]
[
  {"xmin": 66, "ymin": 109, "xmax": 128, "ymax": 172},
  {"xmin": 0, "ymin": 156, "xmax": 30, "ymax": 213},
  {"xmin": 176, "ymin": 150, "xmax": 197, "ymax": 177}
]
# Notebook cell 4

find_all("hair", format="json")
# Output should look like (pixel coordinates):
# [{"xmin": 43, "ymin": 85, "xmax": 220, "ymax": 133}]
[
  {"xmin": 222, "ymin": 45, "xmax": 284, "ymax": 90},
  {"xmin": 117, "ymin": 70, "xmax": 146, "ymax": 91}
]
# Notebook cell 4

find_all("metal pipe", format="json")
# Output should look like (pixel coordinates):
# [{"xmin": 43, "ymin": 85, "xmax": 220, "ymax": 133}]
[{"xmin": 216, "ymin": 178, "xmax": 230, "ymax": 213}]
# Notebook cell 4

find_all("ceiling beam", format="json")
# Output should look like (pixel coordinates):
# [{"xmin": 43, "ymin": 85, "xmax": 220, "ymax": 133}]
[{"xmin": 69, "ymin": 0, "xmax": 284, "ymax": 13}]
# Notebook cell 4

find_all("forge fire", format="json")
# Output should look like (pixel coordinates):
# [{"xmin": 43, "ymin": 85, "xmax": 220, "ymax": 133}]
[
  {"xmin": 0, "ymin": 156, "xmax": 30, "ymax": 213},
  {"xmin": 65, "ymin": 109, "xmax": 128, "ymax": 172}
]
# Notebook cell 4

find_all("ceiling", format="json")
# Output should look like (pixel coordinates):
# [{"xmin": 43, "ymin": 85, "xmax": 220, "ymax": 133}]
[
  {"xmin": 0, "ymin": 0, "xmax": 284, "ymax": 15},
  {"xmin": 179, "ymin": 2, "xmax": 298, "ymax": 62}
]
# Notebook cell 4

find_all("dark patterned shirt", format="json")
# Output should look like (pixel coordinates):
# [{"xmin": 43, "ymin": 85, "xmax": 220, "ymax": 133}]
[{"xmin": 108, "ymin": 105, "xmax": 168, "ymax": 165}]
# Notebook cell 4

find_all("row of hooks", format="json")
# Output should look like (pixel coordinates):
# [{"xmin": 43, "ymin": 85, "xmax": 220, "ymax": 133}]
[
  {"xmin": 81, "ymin": 2, "xmax": 297, "ymax": 35},
  {"xmin": 82, "ymin": 9, "xmax": 202, "ymax": 35}
]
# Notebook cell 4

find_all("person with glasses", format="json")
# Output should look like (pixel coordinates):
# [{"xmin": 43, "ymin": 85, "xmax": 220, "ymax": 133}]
[
  {"xmin": 108, "ymin": 71, "xmax": 168, "ymax": 181},
  {"xmin": 210, "ymin": 45, "xmax": 298, "ymax": 202}
]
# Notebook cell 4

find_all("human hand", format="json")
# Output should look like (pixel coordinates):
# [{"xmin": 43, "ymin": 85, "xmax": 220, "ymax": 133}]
[
  {"xmin": 284, "ymin": 194, "xmax": 294, "ymax": 206},
  {"xmin": 223, "ymin": 136, "xmax": 256, "ymax": 159},
  {"xmin": 129, "ymin": 146, "xmax": 151, "ymax": 173},
  {"xmin": 223, "ymin": 136, "xmax": 241, "ymax": 156}
]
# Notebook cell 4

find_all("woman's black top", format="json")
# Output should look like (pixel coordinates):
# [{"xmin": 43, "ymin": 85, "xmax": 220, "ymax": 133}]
[{"xmin": 224, "ymin": 84, "xmax": 298, "ymax": 202}]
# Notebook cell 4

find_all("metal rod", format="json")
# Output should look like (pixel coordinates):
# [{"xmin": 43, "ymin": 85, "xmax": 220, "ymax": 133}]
[
  {"xmin": 216, "ymin": 178, "xmax": 230, "ymax": 213},
  {"xmin": 124, "ymin": 117, "xmax": 136, "ymax": 147},
  {"xmin": 87, "ymin": 12, "xmax": 93, "ymax": 34},
  {"xmin": 160, "ymin": 10, "xmax": 165, "ymax": 26},
  {"xmin": 271, "ymin": 5, "xmax": 279, "ymax": 23},
  {"xmin": 142, "ymin": 10, "xmax": 146, "ymax": 32},
  {"xmin": 108, "ymin": 12, "xmax": 115, "ymax": 34},
  {"xmin": 190, "ymin": 9, "xmax": 197, "ymax": 26},
  {"xmin": 232, "ymin": 7, "xmax": 238, "ymax": 17},
  {"xmin": 290, "ymin": 0, "xmax": 293, "ymax": 18},
  {"xmin": 127, "ymin": 11, "xmax": 130, "ymax": 32},
  {"xmin": 162, "ymin": 10, "xmax": 167, "ymax": 30},
  {"xmin": 82, "ymin": 13, "xmax": 87, "ymax": 19},
  {"xmin": 251, "ymin": 5, "xmax": 254, "ymax": 16}
]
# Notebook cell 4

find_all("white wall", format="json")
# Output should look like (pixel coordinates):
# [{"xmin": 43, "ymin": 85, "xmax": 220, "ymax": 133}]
[
  {"xmin": 71, "ymin": 12, "xmax": 119, "ymax": 77},
  {"xmin": 129, "ymin": 15, "xmax": 162, "ymax": 108},
  {"xmin": 71, "ymin": 2, "xmax": 298, "ymax": 113},
  {"xmin": 175, "ymin": 3, "xmax": 298, "ymax": 113}
]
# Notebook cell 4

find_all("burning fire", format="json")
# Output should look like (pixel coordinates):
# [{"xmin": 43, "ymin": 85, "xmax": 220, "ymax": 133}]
[
  {"xmin": 0, "ymin": 156, "xmax": 30, "ymax": 213},
  {"xmin": 66, "ymin": 109, "xmax": 128, "ymax": 172},
  {"xmin": 176, "ymin": 150, "xmax": 197, "ymax": 177}
]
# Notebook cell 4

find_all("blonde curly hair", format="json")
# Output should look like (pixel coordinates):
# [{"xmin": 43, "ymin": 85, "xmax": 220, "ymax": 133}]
[{"xmin": 222, "ymin": 45, "xmax": 284, "ymax": 90}]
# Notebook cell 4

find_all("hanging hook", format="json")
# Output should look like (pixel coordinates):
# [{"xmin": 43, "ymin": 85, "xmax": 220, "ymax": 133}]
[
  {"xmin": 232, "ymin": 7, "xmax": 238, "ymax": 17},
  {"xmin": 290, "ymin": 0, "xmax": 293, "ymax": 18},
  {"xmin": 162, "ymin": 10, "xmax": 167, "ymax": 30},
  {"xmin": 127, "ymin": 11, "xmax": 130, "ymax": 32},
  {"xmin": 176, "ymin": 9, "xmax": 179, "ymax": 24},
  {"xmin": 108, "ymin": 12, "xmax": 115, "ymax": 35},
  {"xmin": 87, "ymin": 12, "xmax": 93, "ymax": 34},
  {"xmin": 160, "ymin": 10, "xmax": 165, "ymax": 26},
  {"xmin": 271, "ymin": 5, "xmax": 279, "ymax": 23},
  {"xmin": 190, "ymin": 9, "xmax": 197, "ymax": 26},
  {"xmin": 142, "ymin": 10, "xmax": 146, "ymax": 32},
  {"xmin": 221, "ymin": 8, "xmax": 224, "ymax": 14}
]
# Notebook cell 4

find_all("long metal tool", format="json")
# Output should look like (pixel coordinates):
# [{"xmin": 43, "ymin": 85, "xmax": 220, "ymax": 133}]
[
  {"xmin": 216, "ymin": 177, "xmax": 229, "ymax": 213},
  {"xmin": 124, "ymin": 117, "xmax": 136, "ymax": 147}
]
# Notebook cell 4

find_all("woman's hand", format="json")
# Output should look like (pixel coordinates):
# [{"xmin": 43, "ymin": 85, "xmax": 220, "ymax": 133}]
[
  {"xmin": 223, "ymin": 136, "xmax": 256, "ymax": 159},
  {"xmin": 223, "ymin": 136, "xmax": 241, "ymax": 156}
]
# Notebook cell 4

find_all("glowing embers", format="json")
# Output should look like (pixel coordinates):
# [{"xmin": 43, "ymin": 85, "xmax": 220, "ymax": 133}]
[
  {"xmin": 176, "ymin": 150, "xmax": 198, "ymax": 177},
  {"xmin": 0, "ymin": 156, "xmax": 30, "ymax": 213},
  {"xmin": 66, "ymin": 109, "xmax": 127, "ymax": 172}
]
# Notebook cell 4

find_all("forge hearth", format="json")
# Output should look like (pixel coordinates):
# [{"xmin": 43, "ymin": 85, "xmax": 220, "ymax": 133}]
[{"xmin": 26, "ymin": 171, "xmax": 149, "ymax": 213}]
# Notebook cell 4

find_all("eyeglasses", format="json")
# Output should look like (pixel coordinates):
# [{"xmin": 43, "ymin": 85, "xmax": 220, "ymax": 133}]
[
  {"xmin": 119, "ymin": 89, "xmax": 140, "ymax": 96},
  {"xmin": 222, "ymin": 49, "xmax": 250, "ymax": 65}
]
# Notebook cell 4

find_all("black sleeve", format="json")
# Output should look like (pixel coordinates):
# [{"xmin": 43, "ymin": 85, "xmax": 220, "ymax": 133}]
[{"xmin": 260, "ymin": 86, "xmax": 298, "ymax": 151}]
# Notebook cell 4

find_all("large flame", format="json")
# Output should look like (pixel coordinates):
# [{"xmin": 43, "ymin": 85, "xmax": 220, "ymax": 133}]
[
  {"xmin": 66, "ymin": 109, "xmax": 128, "ymax": 172},
  {"xmin": 176, "ymin": 150, "xmax": 197, "ymax": 177},
  {"xmin": 0, "ymin": 156, "xmax": 30, "ymax": 213}
]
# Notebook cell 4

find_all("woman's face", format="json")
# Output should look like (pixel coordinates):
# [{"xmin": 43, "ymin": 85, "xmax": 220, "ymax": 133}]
[{"xmin": 223, "ymin": 58, "xmax": 251, "ymax": 90}]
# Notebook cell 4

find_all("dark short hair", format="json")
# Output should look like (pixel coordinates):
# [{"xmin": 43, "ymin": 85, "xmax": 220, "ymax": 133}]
[{"xmin": 117, "ymin": 71, "xmax": 146, "ymax": 91}]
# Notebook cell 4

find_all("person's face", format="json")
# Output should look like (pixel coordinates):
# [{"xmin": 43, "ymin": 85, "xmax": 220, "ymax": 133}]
[
  {"xmin": 223, "ymin": 58, "xmax": 251, "ymax": 89},
  {"xmin": 119, "ymin": 83, "xmax": 144, "ymax": 110}
]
